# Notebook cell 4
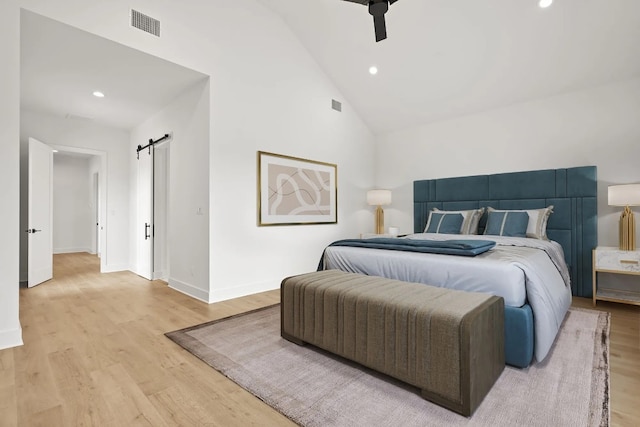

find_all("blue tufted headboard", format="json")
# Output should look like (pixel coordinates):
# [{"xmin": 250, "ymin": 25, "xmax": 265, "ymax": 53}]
[{"xmin": 413, "ymin": 166, "xmax": 598, "ymax": 298}]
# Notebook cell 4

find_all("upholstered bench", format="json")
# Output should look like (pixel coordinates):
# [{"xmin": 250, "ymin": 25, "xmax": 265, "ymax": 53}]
[{"xmin": 280, "ymin": 269, "xmax": 505, "ymax": 417}]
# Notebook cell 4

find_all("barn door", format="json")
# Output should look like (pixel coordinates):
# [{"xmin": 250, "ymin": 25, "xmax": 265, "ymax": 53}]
[{"xmin": 137, "ymin": 145, "xmax": 154, "ymax": 280}]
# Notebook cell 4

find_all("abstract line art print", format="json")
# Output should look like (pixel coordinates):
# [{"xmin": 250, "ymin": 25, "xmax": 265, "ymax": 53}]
[{"xmin": 258, "ymin": 151, "xmax": 337, "ymax": 226}]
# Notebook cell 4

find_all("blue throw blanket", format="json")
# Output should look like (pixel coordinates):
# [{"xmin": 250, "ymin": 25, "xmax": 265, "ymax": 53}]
[{"xmin": 317, "ymin": 238, "xmax": 496, "ymax": 270}]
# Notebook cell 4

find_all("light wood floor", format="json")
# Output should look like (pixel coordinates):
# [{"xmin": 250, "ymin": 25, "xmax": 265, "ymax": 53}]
[{"xmin": 1, "ymin": 253, "xmax": 638, "ymax": 426}]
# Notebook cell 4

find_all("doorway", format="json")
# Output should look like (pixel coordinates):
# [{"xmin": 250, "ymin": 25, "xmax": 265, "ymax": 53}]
[
  {"xmin": 51, "ymin": 145, "xmax": 107, "ymax": 271},
  {"xmin": 22, "ymin": 141, "xmax": 106, "ymax": 285}
]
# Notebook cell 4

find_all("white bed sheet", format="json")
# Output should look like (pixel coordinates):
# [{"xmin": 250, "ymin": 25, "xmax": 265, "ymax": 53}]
[{"xmin": 323, "ymin": 245, "xmax": 527, "ymax": 307}]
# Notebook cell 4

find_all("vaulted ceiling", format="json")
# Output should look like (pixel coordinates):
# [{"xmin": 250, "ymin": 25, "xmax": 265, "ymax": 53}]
[
  {"xmin": 20, "ymin": 2, "xmax": 640, "ymax": 134},
  {"xmin": 259, "ymin": 0, "xmax": 640, "ymax": 133}
]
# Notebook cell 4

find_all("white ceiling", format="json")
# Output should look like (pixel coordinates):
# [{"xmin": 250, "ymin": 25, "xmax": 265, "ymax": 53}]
[
  {"xmin": 20, "ymin": 11, "xmax": 208, "ymax": 131},
  {"xmin": 259, "ymin": 0, "xmax": 640, "ymax": 133},
  {"xmin": 20, "ymin": 2, "xmax": 640, "ymax": 134}
]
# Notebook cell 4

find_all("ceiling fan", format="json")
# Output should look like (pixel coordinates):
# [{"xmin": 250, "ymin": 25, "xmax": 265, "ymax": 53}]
[{"xmin": 343, "ymin": 0, "xmax": 399, "ymax": 42}]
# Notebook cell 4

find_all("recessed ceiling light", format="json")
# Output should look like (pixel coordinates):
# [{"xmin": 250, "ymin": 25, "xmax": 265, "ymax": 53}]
[
  {"xmin": 93, "ymin": 91, "xmax": 105, "ymax": 98},
  {"xmin": 52, "ymin": 149, "xmax": 59, "ymax": 153},
  {"xmin": 539, "ymin": 0, "xmax": 553, "ymax": 8},
  {"xmin": 369, "ymin": 66, "xmax": 378, "ymax": 75}
]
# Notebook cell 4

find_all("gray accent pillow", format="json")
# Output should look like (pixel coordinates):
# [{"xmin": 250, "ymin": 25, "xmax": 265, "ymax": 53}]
[{"xmin": 484, "ymin": 211, "xmax": 529, "ymax": 237}]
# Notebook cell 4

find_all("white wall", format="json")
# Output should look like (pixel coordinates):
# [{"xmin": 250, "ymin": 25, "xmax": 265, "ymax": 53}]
[
  {"xmin": 20, "ymin": 110, "xmax": 131, "ymax": 273},
  {"xmin": 123, "ymin": 2, "xmax": 376, "ymax": 302},
  {"xmin": 204, "ymin": 5, "xmax": 374, "ymax": 302},
  {"xmin": 7, "ymin": 0, "xmax": 375, "ymax": 310},
  {"xmin": 130, "ymin": 80, "xmax": 210, "ymax": 300},
  {"xmin": 0, "ymin": 0, "xmax": 23, "ymax": 350},
  {"xmin": 377, "ymin": 77, "xmax": 640, "ymax": 247},
  {"xmin": 52, "ymin": 154, "xmax": 92, "ymax": 254}
]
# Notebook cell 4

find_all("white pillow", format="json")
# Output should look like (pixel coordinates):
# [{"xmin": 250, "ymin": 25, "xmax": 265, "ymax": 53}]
[
  {"xmin": 486, "ymin": 206, "xmax": 554, "ymax": 239},
  {"xmin": 427, "ymin": 208, "xmax": 485, "ymax": 234}
]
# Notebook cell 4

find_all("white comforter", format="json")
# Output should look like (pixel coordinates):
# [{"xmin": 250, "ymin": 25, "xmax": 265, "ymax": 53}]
[{"xmin": 322, "ymin": 233, "xmax": 572, "ymax": 362}]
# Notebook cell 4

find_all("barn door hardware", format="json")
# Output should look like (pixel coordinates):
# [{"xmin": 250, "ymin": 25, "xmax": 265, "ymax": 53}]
[{"xmin": 136, "ymin": 133, "xmax": 170, "ymax": 159}]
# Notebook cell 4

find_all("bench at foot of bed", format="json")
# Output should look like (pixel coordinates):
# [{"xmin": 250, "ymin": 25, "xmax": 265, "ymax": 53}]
[{"xmin": 281, "ymin": 270, "xmax": 505, "ymax": 417}]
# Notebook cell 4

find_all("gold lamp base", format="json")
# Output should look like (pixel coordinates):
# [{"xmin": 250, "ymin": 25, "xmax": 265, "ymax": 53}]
[
  {"xmin": 619, "ymin": 206, "xmax": 636, "ymax": 251},
  {"xmin": 375, "ymin": 205, "xmax": 385, "ymax": 234}
]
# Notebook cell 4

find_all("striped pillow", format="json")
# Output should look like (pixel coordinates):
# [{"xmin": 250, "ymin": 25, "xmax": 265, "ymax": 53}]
[
  {"xmin": 424, "ymin": 212, "xmax": 464, "ymax": 234},
  {"xmin": 428, "ymin": 208, "xmax": 484, "ymax": 234},
  {"xmin": 485, "ymin": 206, "xmax": 554, "ymax": 239},
  {"xmin": 484, "ymin": 211, "xmax": 529, "ymax": 237}
]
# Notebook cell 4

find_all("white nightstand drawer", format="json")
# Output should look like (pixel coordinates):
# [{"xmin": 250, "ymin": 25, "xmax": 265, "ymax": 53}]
[{"xmin": 594, "ymin": 247, "xmax": 640, "ymax": 273}]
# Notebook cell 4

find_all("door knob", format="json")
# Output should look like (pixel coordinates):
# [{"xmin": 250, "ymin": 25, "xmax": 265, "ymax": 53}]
[{"xmin": 25, "ymin": 229, "xmax": 42, "ymax": 233}]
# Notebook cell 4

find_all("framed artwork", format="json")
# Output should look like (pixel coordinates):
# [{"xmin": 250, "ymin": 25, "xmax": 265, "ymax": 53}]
[{"xmin": 258, "ymin": 151, "xmax": 337, "ymax": 226}]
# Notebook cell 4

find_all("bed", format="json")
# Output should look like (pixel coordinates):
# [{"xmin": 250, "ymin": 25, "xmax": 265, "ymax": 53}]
[{"xmin": 320, "ymin": 166, "xmax": 597, "ymax": 368}]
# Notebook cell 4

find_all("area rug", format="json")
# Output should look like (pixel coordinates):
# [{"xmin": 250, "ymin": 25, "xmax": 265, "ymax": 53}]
[{"xmin": 166, "ymin": 305, "xmax": 609, "ymax": 427}]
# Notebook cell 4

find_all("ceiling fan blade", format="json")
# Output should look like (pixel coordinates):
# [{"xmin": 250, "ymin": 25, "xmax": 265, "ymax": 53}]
[
  {"xmin": 341, "ymin": 0, "xmax": 397, "ymax": 42},
  {"xmin": 373, "ymin": 15, "xmax": 387, "ymax": 42}
]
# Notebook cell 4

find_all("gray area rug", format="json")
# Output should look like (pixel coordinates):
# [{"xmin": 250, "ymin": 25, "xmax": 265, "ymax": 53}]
[{"xmin": 166, "ymin": 305, "xmax": 609, "ymax": 427}]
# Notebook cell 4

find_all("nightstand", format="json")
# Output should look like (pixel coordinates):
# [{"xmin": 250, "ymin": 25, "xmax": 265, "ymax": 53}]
[{"xmin": 592, "ymin": 246, "xmax": 640, "ymax": 307}]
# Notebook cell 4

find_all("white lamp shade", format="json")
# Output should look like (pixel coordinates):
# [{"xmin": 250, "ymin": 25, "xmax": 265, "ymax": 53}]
[
  {"xmin": 367, "ymin": 189, "xmax": 392, "ymax": 206},
  {"xmin": 608, "ymin": 184, "xmax": 640, "ymax": 207}
]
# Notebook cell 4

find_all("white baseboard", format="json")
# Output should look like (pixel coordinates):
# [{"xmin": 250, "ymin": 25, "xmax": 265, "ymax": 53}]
[
  {"xmin": 166, "ymin": 278, "xmax": 295, "ymax": 305},
  {"xmin": 53, "ymin": 247, "xmax": 91, "ymax": 254},
  {"xmin": 208, "ymin": 279, "xmax": 279, "ymax": 304},
  {"xmin": 0, "ymin": 327, "xmax": 23, "ymax": 350},
  {"xmin": 169, "ymin": 278, "xmax": 209, "ymax": 303}
]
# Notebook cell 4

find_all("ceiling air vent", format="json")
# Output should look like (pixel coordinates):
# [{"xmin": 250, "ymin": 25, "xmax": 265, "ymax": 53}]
[
  {"xmin": 130, "ymin": 9, "xmax": 160, "ymax": 37},
  {"xmin": 332, "ymin": 99, "xmax": 342, "ymax": 112}
]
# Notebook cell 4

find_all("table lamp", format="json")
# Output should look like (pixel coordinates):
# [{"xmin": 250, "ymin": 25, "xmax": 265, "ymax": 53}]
[
  {"xmin": 608, "ymin": 184, "xmax": 640, "ymax": 250},
  {"xmin": 367, "ymin": 189, "xmax": 392, "ymax": 234}
]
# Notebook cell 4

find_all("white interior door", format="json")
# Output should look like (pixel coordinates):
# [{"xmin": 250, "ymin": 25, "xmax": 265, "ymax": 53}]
[
  {"xmin": 137, "ymin": 145, "xmax": 154, "ymax": 280},
  {"xmin": 28, "ymin": 137, "xmax": 53, "ymax": 287}
]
